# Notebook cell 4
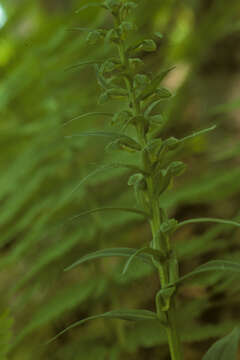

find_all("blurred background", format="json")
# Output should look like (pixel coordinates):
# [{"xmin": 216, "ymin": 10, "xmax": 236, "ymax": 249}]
[{"xmin": 1, "ymin": 0, "xmax": 240, "ymax": 359}]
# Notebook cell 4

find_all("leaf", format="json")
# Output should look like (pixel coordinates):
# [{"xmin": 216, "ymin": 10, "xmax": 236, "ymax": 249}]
[
  {"xmin": 75, "ymin": 2, "xmax": 103, "ymax": 13},
  {"xmin": 202, "ymin": 327, "xmax": 240, "ymax": 360},
  {"xmin": 172, "ymin": 260, "xmax": 240, "ymax": 286},
  {"xmin": 67, "ymin": 162, "xmax": 147, "ymax": 198},
  {"xmin": 155, "ymin": 87, "xmax": 172, "ymax": 99},
  {"xmin": 179, "ymin": 125, "xmax": 216, "ymax": 143},
  {"xmin": 154, "ymin": 32, "xmax": 163, "ymax": 39},
  {"xmin": 106, "ymin": 162, "xmax": 147, "ymax": 174},
  {"xmin": 46, "ymin": 309, "xmax": 159, "ymax": 344},
  {"xmin": 65, "ymin": 59, "xmax": 103, "ymax": 71},
  {"xmin": 144, "ymin": 99, "xmax": 162, "ymax": 117},
  {"xmin": 177, "ymin": 217, "xmax": 240, "ymax": 229},
  {"xmin": 68, "ymin": 207, "xmax": 148, "ymax": 226},
  {"xmin": 62, "ymin": 112, "xmax": 113, "ymax": 127},
  {"xmin": 138, "ymin": 66, "xmax": 175, "ymax": 101},
  {"xmin": 86, "ymin": 30, "xmax": 105, "ymax": 45},
  {"xmin": 65, "ymin": 129, "xmax": 137, "ymax": 142},
  {"xmin": 65, "ymin": 130, "xmax": 142, "ymax": 152},
  {"xmin": 65, "ymin": 247, "xmax": 154, "ymax": 271},
  {"xmin": 122, "ymin": 247, "xmax": 165, "ymax": 275},
  {"xmin": 139, "ymin": 39, "xmax": 157, "ymax": 52}
]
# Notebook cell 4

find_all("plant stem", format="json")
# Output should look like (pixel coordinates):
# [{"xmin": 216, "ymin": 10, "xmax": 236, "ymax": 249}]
[{"xmin": 117, "ymin": 28, "xmax": 184, "ymax": 360}]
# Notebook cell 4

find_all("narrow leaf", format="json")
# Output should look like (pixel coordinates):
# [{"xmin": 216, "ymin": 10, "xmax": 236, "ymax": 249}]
[
  {"xmin": 172, "ymin": 260, "xmax": 240, "ymax": 286},
  {"xmin": 65, "ymin": 60, "xmax": 102, "ymax": 72},
  {"xmin": 202, "ymin": 327, "xmax": 240, "ymax": 360},
  {"xmin": 144, "ymin": 99, "xmax": 162, "ymax": 117},
  {"xmin": 67, "ymin": 162, "xmax": 147, "ymax": 198},
  {"xmin": 64, "ymin": 130, "xmax": 139, "ymax": 144},
  {"xmin": 62, "ymin": 112, "xmax": 113, "ymax": 127},
  {"xmin": 76, "ymin": 3, "xmax": 102, "ymax": 13},
  {"xmin": 65, "ymin": 247, "xmax": 154, "ymax": 271},
  {"xmin": 138, "ymin": 66, "xmax": 175, "ymax": 101},
  {"xmin": 179, "ymin": 125, "xmax": 216, "ymax": 143},
  {"xmin": 122, "ymin": 247, "xmax": 164, "ymax": 275},
  {"xmin": 46, "ymin": 309, "xmax": 159, "ymax": 344},
  {"xmin": 106, "ymin": 162, "xmax": 148, "ymax": 174},
  {"xmin": 177, "ymin": 217, "xmax": 240, "ymax": 229},
  {"xmin": 68, "ymin": 207, "xmax": 149, "ymax": 224},
  {"xmin": 66, "ymin": 27, "xmax": 93, "ymax": 32},
  {"xmin": 66, "ymin": 165, "xmax": 113, "ymax": 198}
]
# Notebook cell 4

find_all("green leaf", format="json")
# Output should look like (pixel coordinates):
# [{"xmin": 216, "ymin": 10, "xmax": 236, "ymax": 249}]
[
  {"xmin": 111, "ymin": 110, "xmax": 132, "ymax": 126},
  {"xmin": 65, "ymin": 130, "xmax": 140, "ymax": 147},
  {"xmin": 68, "ymin": 162, "xmax": 146, "ymax": 198},
  {"xmin": 65, "ymin": 59, "xmax": 103, "ymax": 71},
  {"xmin": 65, "ymin": 247, "xmax": 154, "ymax": 271},
  {"xmin": 102, "ymin": 162, "xmax": 147, "ymax": 174},
  {"xmin": 179, "ymin": 125, "xmax": 216, "ymax": 143},
  {"xmin": 155, "ymin": 87, "xmax": 172, "ymax": 99},
  {"xmin": 168, "ymin": 161, "xmax": 186, "ymax": 177},
  {"xmin": 139, "ymin": 39, "xmax": 157, "ymax": 52},
  {"xmin": 139, "ymin": 66, "xmax": 175, "ymax": 102},
  {"xmin": 172, "ymin": 260, "xmax": 240, "ymax": 286},
  {"xmin": 122, "ymin": 1, "xmax": 138, "ymax": 11},
  {"xmin": 46, "ymin": 309, "xmax": 159, "ymax": 344},
  {"xmin": 62, "ymin": 112, "xmax": 113, "ymax": 127},
  {"xmin": 159, "ymin": 219, "xmax": 178, "ymax": 235},
  {"xmin": 122, "ymin": 247, "xmax": 165, "ymax": 275},
  {"xmin": 67, "ymin": 130, "xmax": 142, "ymax": 152},
  {"xmin": 119, "ymin": 21, "xmax": 136, "ymax": 37},
  {"xmin": 202, "ymin": 327, "xmax": 240, "ymax": 360},
  {"xmin": 76, "ymin": 2, "xmax": 103, "ymax": 13},
  {"xmin": 156, "ymin": 286, "xmax": 176, "ymax": 312},
  {"xmin": 134, "ymin": 74, "xmax": 150, "ymax": 89},
  {"xmin": 68, "ymin": 207, "xmax": 149, "ymax": 225},
  {"xmin": 104, "ymin": 0, "xmax": 121, "ymax": 12},
  {"xmin": 177, "ymin": 217, "xmax": 240, "ymax": 229},
  {"xmin": 144, "ymin": 99, "xmax": 162, "ymax": 117},
  {"xmin": 154, "ymin": 32, "xmax": 163, "ymax": 39},
  {"xmin": 98, "ymin": 88, "xmax": 128, "ymax": 104},
  {"xmin": 86, "ymin": 30, "xmax": 106, "ymax": 45}
]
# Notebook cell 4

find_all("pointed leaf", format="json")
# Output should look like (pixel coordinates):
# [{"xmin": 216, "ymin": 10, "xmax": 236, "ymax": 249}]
[
  {"xmin": 202, "ymin": 327, "xmax": 240, "ymax": 360},
  {"xmin": 138, "ymin": 66, "xmax": 175, "ymax": 101},
  {"xmin": 122, "ymin": 247, "xmax": 165, "ymax": 275},
  {"xmin": 65, "ymin": 165, "xmax": 114, "ymax": 198},
  {"xmin": 62, "ymin": 112, "xmax": 113, "ymax": 127},
  {"xmin": 67, "ymin": 162, "xmax": 147, "ymax": 198},
  {"xmin": 68, "ymin": 207, "xmax": 148, "ymax": 225},
  {"xmin": 144, "ymin": 99, "xmax": 162, "ymax": 117},
  {"xmin": 106, "ymin": 162, "xmax": 148, "ymax": 174},
  {"xmin": 172, "ymin": 260, "xmax": 240, "ymax": 286},
  {"xmin": 65, "ymin": 247, "xmax": 155, "ymax": 271},
  {"xmin": 177, "ymin": 217, "xmax": 240, "ymax": 230},
  {"xmin": 65, "ymin": 130, "xmax": 138, "ymax": 143},
  {"xmin": 46, "ymin": 309, "xmax": 159, "ymax": 344},
  {"xmin": 139, "ymin": 39, "xmax": 157, "ymax": 52},
  {"xmin": 76, "ymin": 2, "xmax": 103, "ymax": 13},
  {"xmin": 179, "ymin": 125, "xmax": 216, "ymax": 143},
  {"xmin": 65, "ymin": 59, "xmax": 103, "ymax": 71}
]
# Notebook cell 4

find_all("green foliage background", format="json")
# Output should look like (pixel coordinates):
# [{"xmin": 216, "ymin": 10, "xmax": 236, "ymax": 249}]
[{"xmin": 1, "ymin": 0, "xmax": 240, "ymax": 359}]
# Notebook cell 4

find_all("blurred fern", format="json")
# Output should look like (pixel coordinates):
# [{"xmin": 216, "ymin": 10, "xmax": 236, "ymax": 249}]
[{"xmin": 0, "ymin": 0, "xmax": 240, "ymax": 359}]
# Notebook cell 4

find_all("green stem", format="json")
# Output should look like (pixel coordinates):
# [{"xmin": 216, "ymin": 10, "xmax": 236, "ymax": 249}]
[
  {"xmin": 166, "ymin": 303, "xmax": 183, "ymax": 360},
  {"xmin": 116, "ymin": 20, "xmax": 183, "ymax": 360},
  {"xmin": 150, "ymin": 191, "xmax": 183, "ymax": 360}
]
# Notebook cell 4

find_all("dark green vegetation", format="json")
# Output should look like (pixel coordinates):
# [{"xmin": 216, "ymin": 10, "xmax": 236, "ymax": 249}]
[{"xmin": 1, "ymin": 0, "xmax": 240, "ymax": 359}]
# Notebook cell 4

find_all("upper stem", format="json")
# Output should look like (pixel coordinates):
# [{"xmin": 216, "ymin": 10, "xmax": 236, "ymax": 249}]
[{"xmin": 115, "ymin": 16, "xmax": 183, "ymax": 360}]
